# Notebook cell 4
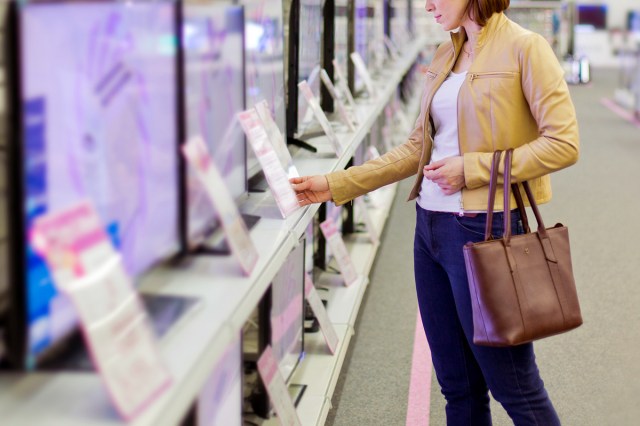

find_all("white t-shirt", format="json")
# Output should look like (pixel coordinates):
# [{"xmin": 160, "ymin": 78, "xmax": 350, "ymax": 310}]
[{"xmin": 417, "ymin": 71, "xmax": 467, "ymax": 213}]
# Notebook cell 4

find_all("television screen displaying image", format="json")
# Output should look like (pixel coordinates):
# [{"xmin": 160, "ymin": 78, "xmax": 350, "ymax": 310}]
[
  {"xmin": 334, "ymin": 0, "xmax": 350, "ymax": 70},
  {"xmin": 15, "ymin": 0, "xmax": 179, "ymax": 368},
  {"xmin": 576, "ymin": 4, "xmax": 607, "ymax": 30},
  {"xmin": 295, "ymin": 0, "xmax": 323, "ymax": 135},
  {"xmin": 270, "ymin": 237, "xmax": 305, "ymax": 383},
  {"xmin": 242, "ymin": 0, "xmax": 286, "ymax": 134},
  {"xmin": 182, "ymin": 2, "xmax": 247, "ymax": 248}
]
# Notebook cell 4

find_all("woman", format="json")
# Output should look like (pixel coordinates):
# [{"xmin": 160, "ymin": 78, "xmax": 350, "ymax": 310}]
[{"xmin": 291, "ymin": 0, "xmax": 579, "ymax": 424}]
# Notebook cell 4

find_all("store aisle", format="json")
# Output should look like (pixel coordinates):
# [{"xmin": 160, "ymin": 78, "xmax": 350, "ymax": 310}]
[{"xmin": 326, "ymin": 68, "xmax": 640, "ymax": 426}]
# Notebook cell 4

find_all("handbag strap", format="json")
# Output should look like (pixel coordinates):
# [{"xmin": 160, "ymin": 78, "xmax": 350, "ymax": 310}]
[
  {"xmin": 484, "ymin": 151, "xmax": 503, "ymax": 240},
  {"xmin": 502, "ymin": 150, "xmax": 550, "ymax": 245},
  {"xmin": 484, "ymin": 151, "xmax": 529, "ymax": 240}
]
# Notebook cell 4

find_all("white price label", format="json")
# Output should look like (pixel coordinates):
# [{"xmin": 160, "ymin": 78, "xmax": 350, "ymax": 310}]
[
  {"xmin": 304, "ymin": 275, "xmax": 339, "ymax": 354},
  {"xmin": 257, "ymin": 346, "xmax": 302, "ymax": 426},
  {"xmin": 182, "ymin": 136, "xmax": 259, "ymax": 275},
  {"xmin": 238, "ymin": 109, "xmax": 300, "ymax": 217},
  {"xmin": 298, "ymin": 81, "xmax": 344, "ymax": 156},
  {"xmin": 319, "ymin": 218, "xmax": 359, "ymax": 286},
  {"xmin": 31, "ymin": 202, "xmax": 172, "ymax": 421}
]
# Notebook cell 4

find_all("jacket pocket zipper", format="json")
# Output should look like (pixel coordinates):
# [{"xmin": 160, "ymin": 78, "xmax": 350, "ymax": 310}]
[{"xmin": 469, "ymin": 72, "xmax": 517, "ymax": 82}]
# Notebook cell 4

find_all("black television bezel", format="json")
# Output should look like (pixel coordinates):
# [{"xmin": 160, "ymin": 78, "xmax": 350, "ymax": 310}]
[
  {"xmin": 4, "ymin": 0, "xmax": 183, "ymax": 370},
  {"xmin": 285, "ymin": 0, "xmax": 326, "ymax": 143},
  {"xmin": 179, "ymin": 1, "xmax": 249, "ymax": 253}
]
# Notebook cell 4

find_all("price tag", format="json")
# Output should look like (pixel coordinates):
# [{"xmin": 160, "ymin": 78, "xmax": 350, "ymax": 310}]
[
  {"xmin": 319, "ymin": 217, "xmax": 359, "ymax": 286},
  {"xmin": 304, "ymin": 274, "xmax": 339, "ymax": 354},
  {"xmin": 332, "ymin": 59, "xmax": 358, "ymax": 115},
  {"xmin": 257, "ymin": 346, "xmax": 302, "ymax": 426},
  {"xmin": 319, "ymin": 69, "xmax": 357, "ymax": 132},
  {"xmin": 254, "ymin": 100, "xmax": 299, "ymax": 179},
  {"xmin": 182, "ymin": 136, "xmax": 259, "ymax": 275},
  {"xmin": 350, "ymin": 52, "xmax": 377, "ymax": 99},
  {"xmin": 30, "ymin": 202, "xmax": 172, "ymax": 421},
  {"xmin": 298, "ymin": 81, "xmax": 343, "ymax": 156},
  {"xmin": 237, "ymin": 109, "xmax": 301, "ymax": 217},
  {"xmin": 355, "ymin": 198, "xmax": 379, "ymax": 245}
]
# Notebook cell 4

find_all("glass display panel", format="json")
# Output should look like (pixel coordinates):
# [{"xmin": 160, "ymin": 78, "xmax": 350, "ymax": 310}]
[
  {"xmin": 182, "ymin": 2, "xmax": 246, "ymax": 246},
  {"xmin": 19, "ymin": 0, "xmax": 178, "ymax": 365}
]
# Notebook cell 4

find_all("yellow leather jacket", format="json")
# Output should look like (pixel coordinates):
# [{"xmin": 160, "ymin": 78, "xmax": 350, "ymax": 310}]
[{"xmin": 326, "ymin": 13, "xmax": 579, "ymax": 211}]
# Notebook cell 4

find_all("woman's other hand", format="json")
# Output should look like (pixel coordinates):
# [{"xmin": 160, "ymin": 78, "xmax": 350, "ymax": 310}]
[
  {"xmin": 424, "ymin": 156, "xmax": 465, "ymax": 195},
  {"xmin": 290, "ymin": 175, "xmax": 333, "ymax": 206}
]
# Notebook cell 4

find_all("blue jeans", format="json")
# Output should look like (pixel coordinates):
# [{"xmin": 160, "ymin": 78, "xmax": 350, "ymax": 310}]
[{"xmin": 413, "ymin": 206, "xmax": 561, "ymax": 426}]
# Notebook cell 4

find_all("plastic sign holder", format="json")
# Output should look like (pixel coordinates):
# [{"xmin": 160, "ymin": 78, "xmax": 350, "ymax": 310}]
[
  {"xmin": 30, "ymin": 201, "xmax": 172, "ymax": 421},
  {"xmin": 238, "ymin": 108, "xmax": 301, "ymax": 217},
  {"xmin": 304, "ymin": 274, "xmax": 339, "ymax": 354},
  {"xmin": 319, "ymin": 217, "xmax": 359, "ymax": 286},
  {"xmin": 298, "ymin": 80, "xmax": 344, "ymax": 156},
  {"xmin": 331, "ymin": 59, "xmax": 358, "ymax": 115},
  {"xmin": 355, "ymin": 198, "xmax": 380, "ymax": 245},
  {"xmin": 383, "ymin": 34, "xmax": 401, "ymax": 60},
  {"xmin": 183, "ymin": 136, "xmax": 259, "ymax": 275},
  {"xmin": 254, "ymin": 100, "xmax": 299, "ymax": 179},
  {"xmin": 319, "ymin": 69, "xmax": 357, "ymax": 132},
  {"xmin": 350, "ymin": 52, "xmax": 377, "ymax": 99},
  {"xmin": 257, "ymin": 346, "xmax": 302, "ymax": 426}
]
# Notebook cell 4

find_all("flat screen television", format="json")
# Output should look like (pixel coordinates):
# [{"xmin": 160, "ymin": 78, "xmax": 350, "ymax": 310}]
[
  {"xmin": 197, "ymin": 334, "xmax": 243, "ymax": 426},
  {"xmin": 334, "ymin": 0, "xmax": 350, "ymax": 72},
  {"xmin": 182, "ymin": 2, "xmax": 248, "ymax": 250},
  {"xmin": 349, "ymin": 0, "xmax": 374, "ymax": 95},
  {"xmin": 270, "ymin": 237, "xmax": 305, "ymax": 383},
  {"xmin": 241, "ymin": 0, "xmax": 286, "ymax": 179},
  {"xmin": 243, "ymin": 236, "xmax": 305, "ymax": 418},
  {"xmin": 576, "ymin": 4, "xmax": 607, "ymax": 30},
  {"xmin": 5, "ymin": 0, "xmax": 180, "ymax": 369},
  {"xmin": 285, "ymin": 0, "xmax": 324, "ymax": 140}
]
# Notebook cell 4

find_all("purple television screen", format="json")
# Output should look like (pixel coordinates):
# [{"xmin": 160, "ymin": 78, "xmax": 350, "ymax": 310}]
[
  {"xmin": 183, "ymin": 3, "xmax": 246, "ymax": 245},
  {"xmin": 242, "ymin": 0, "xmax": 286, "ymax": 135},
  {"xmin": 20, "ymin": 1, "xmax": 178, "ymax": 364},
  {"xmin": 296, "ymin": 0, "xmax": 323, "ymax": 135}
]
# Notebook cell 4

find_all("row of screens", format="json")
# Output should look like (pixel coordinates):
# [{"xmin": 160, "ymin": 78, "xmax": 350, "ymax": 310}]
[
  {"xmin": 8, "ymin": 0, "xmax": 413, "ymax": 369},
  {"xmin": 12, "ymin": 0, "xmax": 288, "ymax": 368}
]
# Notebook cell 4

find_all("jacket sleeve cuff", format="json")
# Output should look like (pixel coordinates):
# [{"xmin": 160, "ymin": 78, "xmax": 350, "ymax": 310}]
[
  {"xmin": 463, "ymin": 151, "xmax": 494, "ymax": 189},
  {"xmin": 326, "ymin": 170, "xmax": 352, "ymax": 206}
]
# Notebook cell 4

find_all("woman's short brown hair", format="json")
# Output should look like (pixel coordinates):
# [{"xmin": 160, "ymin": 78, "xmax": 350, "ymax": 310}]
[{"xmin": 466, "ymin": 0, "xmax": 510, "ymax": 27}]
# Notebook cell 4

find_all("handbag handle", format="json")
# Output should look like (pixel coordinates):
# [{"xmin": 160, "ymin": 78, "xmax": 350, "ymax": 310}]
[{"xmin": 484, "ymin": 150, "xmax": 545, "ymax": 243}]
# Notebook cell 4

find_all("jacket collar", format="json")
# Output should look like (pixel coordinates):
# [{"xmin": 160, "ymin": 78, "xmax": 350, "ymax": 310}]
[{"xmin": 450, "ymin": 12, "xmax": 508, "ymax": 54}]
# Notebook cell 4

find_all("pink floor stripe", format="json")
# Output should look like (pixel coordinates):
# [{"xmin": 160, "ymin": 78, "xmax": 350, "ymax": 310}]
[
  {"xmin": 406, "ymin": 311, "xmax": 432, "ymax": 426},
  {"xmin": 600, "ymin": 98, "xmax": 640, "ymax": 129}
]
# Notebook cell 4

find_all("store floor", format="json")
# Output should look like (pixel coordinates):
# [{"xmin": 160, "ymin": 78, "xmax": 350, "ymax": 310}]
[{"xmin": 325, "ymin": 68, "xmax": 640, "ymax": 426}]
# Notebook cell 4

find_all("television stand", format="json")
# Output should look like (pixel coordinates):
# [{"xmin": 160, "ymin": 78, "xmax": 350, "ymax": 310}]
[{"xmin": 287, "ymin": 136, "xmax": 317, "ymax": 153}]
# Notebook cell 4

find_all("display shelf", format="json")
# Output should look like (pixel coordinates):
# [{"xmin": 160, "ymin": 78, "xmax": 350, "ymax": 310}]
[
  {"xmin": 263, "ymin": 324, "xmax": 354, "ymax": 426},
  {"xmin": 0, "ymin": 35, "xmax": 430, "ymax": 426}
]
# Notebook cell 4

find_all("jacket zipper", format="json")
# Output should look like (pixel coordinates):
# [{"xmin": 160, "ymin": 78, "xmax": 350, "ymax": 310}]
[{"xmin": 468, "ymin": 71, "xmax": 516, "ymax": 82}]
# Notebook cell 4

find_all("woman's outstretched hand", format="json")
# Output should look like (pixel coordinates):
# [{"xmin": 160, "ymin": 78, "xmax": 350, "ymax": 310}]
[{"xmin": 290, "ymin": 175, "xmax": 333, "ymax": 207}]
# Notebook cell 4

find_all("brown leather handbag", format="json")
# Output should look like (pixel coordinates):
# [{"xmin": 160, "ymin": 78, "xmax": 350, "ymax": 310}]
[{"xmin": 463, "ymin": 149, "xmax": 583, "ymax": 347}]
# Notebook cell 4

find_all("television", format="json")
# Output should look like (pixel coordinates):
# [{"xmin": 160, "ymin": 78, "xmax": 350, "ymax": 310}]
[
  {"xmin": 285, "ymin": 0, "xmax": 324, "ymax": 141},
  {"xmin": 334, "ymin": 0, "xmax": 350, "ymax": 72},
  {"xmin": 5, "ymin": 0, "xmax": 181, "ymax": 369},
  {"xmin": 243, "ymin": 236, "xmax": 306, "ymax": 418},
  {"xmin": 197, "ymin": 334, "xmax": 243, "ymax": 426},
  {"xmin": 349, "ymin": 0, "xmax": 375, "ymax": 95},
  {"xmin": 270, "ymin": 237, "xmax": 305, "ymax": 383},
  {"xmin": 181, "ymin": 2, "xmax": 248, "ymax": 250},
  {"xmin": 576, "ymin": 4, "xmax": 607, "ymax": 30},
  {"xmin": 241, "ymin": 0, "xmax": 287, "ymax": 177}
]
